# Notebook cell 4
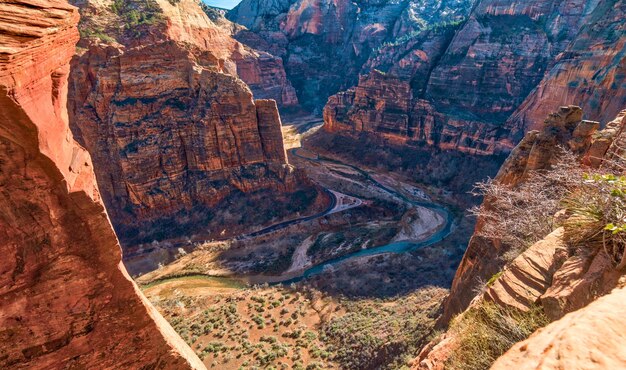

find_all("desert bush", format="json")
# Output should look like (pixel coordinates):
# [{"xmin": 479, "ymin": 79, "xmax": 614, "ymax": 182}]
[
  {"xmin": 562, "ymin": 173, "xmax": 626, "ymax": 268},
  {"xmin": 470, "ymin": 150, "xmax": 586, "ymax": 261},
  {"xmin": 446, "ymin": 302, "xmax": 549, "ymax": 370}
]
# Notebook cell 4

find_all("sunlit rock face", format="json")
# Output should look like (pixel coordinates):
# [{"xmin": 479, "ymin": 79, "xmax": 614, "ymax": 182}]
[
  {"xmin": 324, "ymin": 0, "xmax": 624, "ymax": 155},
  {"xmin": 441, "ymin": 106, "xmax": 626, "ymax": 324},
  {"xmin": 415, "ymin": 107, "xmax": 626, "ymax": 369},
  {"xmin": 69, "ymin": 0, "xmax": 307, "ymax": 247},
  {"xmin": 0, "ymin": 1, "xmax": 204, "ymax": 368},
  {"xmin": 230, "ymin": 0, "xmax": 477, "ymax": 111},
  {"xmin": 492, "ymin": 283, "xmax": 626, "ymax": 369},
  {"xmin": 505, "ymin": 0, "xmax": 626, "ymax": 139}
]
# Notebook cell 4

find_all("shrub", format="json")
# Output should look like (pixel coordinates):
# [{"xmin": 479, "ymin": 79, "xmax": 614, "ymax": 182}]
[
  {"xmin": 562, "ymin": 173, "xmax": 626, "ymax": 268},
  {"xmin": 470, "ymin": 150, "xmax": 585, "ymax": 261},
  {"xmin": 446, "ymin": 302, "xmax": 549, "ymax": 370}
]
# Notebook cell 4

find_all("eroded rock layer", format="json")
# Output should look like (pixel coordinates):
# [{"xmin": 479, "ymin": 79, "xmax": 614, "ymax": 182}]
[
  {"xmin": 229, "ymin": 0, "xmax": 476, "ymax": 111},
  {"xmin": 491, "ymin": 283, "xmax": 626, "ymax": 370},
  {"xmin": 442, "ymin": 106, "xmax": 626, "ymax": 323},
  {"xmin": 415, "ymin": 107, "xmax": 626, "ymax": 369},
  {"xmin": 69, "ymin": 0, "xmax": 309, "ymax": 247},
  {"xmin": 0, "ymin": 1, "xmax": 204, "ymax": 368},
  {"xmin": 324, "ymin": 0, "xmax": 625, "ymax": 154}
]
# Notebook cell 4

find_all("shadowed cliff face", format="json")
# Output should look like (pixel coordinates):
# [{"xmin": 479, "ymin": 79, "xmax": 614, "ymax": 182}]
[
  {"xmin": 0, "ymin": 1, "xmax": 204, "ymax": 368},
  {"xmin": 323, "ymin": 0, "xmax": 626, "ymax": 155},
  {"xmin": 506, "ymin": 0, "xmax": 626, "ymax": 139},
  {"xmin": 415, "ymin": 107, "xmax": 626, "ymax": 369},
  {"xmin": 68, "ymin": 0, "xmax": 316, "ymax": 248},
  {"xmin": 229, "ymin": 0, "xmax": 476, "ymax": 111}
]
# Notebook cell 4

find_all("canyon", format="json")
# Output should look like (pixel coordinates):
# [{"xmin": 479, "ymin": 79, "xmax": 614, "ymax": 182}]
[
  {"xmin": 0, "ymin": 1, "xmax": 203, "ymax": 368},
  {"xmin": 1, "ymin": 0, "xmax": 625, "ymax": 368},
  {"xmin": 68, "ymin": 0, "xmax": 326, "ymax": 270},
  {"xmin": 231, "ymin": 0, "xmax": 626, "ymax": 156}
]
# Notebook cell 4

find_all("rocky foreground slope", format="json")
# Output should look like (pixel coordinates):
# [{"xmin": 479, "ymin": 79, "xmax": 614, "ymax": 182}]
[
  {"xmin": 68, "ymin": 0, "xmax": 321, "ymax": 251},
  {"xmin": 0, "ymin": 1, "xmax": 203, "ymax": 368},
  {"xmin": 415, "ymin": 106, "xmax": 626, "ymax": 369},
  {"xmin": 442, "ymin": 106, "xmax": 626, "ymax": 322}
]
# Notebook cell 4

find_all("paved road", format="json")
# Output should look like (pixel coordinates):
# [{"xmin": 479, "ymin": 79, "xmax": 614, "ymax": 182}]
[{"xmin": 232, "ymin": 188, "xmax": 338, "ymax": 240}]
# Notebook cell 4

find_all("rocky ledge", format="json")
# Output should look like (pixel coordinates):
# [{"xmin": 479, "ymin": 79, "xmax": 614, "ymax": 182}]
[{"xmin": 0, "ymin": 1, "xmax": 204, "ymax": 368}]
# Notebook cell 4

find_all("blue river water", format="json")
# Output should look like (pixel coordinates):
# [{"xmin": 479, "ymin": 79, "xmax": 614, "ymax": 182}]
[{"xmin": 272, "ymin": 149, "xmax": 454, "ymax": 285}]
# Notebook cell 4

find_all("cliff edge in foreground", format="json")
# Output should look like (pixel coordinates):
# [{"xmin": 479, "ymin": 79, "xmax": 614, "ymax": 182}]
[{"xmin": 0, "ymin": 1, "xmax": 204, "ymax": 368}]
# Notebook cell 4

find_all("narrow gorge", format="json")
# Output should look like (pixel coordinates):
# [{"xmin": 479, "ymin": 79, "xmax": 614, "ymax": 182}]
[{"xmin": 1, "ymin": 0, "xmax": 625, "ymax": 369}]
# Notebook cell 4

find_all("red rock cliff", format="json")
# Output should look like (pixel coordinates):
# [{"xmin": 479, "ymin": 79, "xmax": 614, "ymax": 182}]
[
  {"xmin": 229, "ymin": 0, "xmax": 475, "ymax": 111},
  {"xmin": 0, "ymin": 1, "xmax": 204, "ymax": 368},
  {"xmin": 441, "ymin": 106, "xmax": 626, "ymax": 323},
  {"xmin": 505, "ymin": 0, "xmax": 626, "ymax": 140},
  {"xmin": 68, "ymin": 0, "xmax": 309, "ymax": 249},
  {"xmin": 324, "ymin": 0, "xmax": 620, "ymax": 155}
]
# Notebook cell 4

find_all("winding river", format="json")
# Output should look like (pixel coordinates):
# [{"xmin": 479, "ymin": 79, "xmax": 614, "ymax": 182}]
[{"xmin": 267, "ymin": 148, "xmax": 455, "ymax": 285}]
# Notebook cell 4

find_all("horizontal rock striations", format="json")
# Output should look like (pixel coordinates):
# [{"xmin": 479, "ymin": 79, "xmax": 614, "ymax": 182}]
[
  {"xmin": 506, "ymin": 0, "xmax": 626, "ymax": 139},
  {"xmin": 324, "ymin": 0, "xmax": 623, "ymax": 155},
  {"xmin": 69, "ymin": 0, "xmax": 313, "ymax": 250},
  {"xmin": 229, "ymin": 0, "xmax": 476, "ymax": 111},
  {"xmin": 416, "ymin": 106, "xmax": 626, "ymax": 369},
  {"xmin": 0, "ymin": 1, "xmax": 204, "ymax": 368},
  {"xmin": 440, "ymin": 106, "xmax": 603, "ymax": 322},
  {"xmin": 492, "ymin": 283, "xmax": 626, "ymax": 370},
  {"xmin": 442, "ymin": 105, "xmax": 626, "ymax": 323}
]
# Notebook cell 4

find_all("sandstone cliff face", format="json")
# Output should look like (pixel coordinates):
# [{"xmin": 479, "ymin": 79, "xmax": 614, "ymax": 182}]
[
  {"xmin": 69, "ymin": 0, "xmax": 311, "ymax": 248},
  {"xmin": 491, "ymin": 282, "xmax": 626, "ymax": 370},
  {"xmin": 416, "ymin": 108, "xmax": 626, "ymax": 369},
  {"xmin": 324, "ymin": 0, "xmax": 621, "ymax": 154},
  {"xmin": 75, "ymin": 0, "xmax": 296, "ymax": 107},
  {"xmin": 441, "ymin": 106, "xmax": 606, "ymax": 322},
  {"xmin": 0, "ymin": 1, "xmax": 204, "ymax": 368},
  {"xmin": 506, "ymin": 0, "xmax": 626, "ymax": 139},
  {"xmin": 230, "ymin": 0, "xmax": 475, "ymax": 111}
]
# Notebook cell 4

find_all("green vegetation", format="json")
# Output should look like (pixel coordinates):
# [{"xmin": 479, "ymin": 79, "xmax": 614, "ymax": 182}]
[
  {"xmin": 79, "ymin": 28, "xmax": 116, "ymax": 43},
  {"xmin": 473, "ymin": 149, "xmax": 626, "ymax": 267},
  {"xmin": 372, "ymin": 19, "xmax": 465, "ymax": 53},
  {"xmin": 486, "ymin": 271, "xmax": 503, "ymax": 286},
  {"xmin": 446, "ymin": 302, "xmax": 549, "ymax": 370},
  {"xmin": 322, "ymin": 289, "xmax": 443, "ymax": 369},
  {"xmin": 471, "ymin": 151, "xmax": 585, "ymax": 261},
  {"xmin": 149, "ymin": 284, "xmax": 446, "ymax": 369},
  {"xmin": 199, "ymin": 2, "xmax": 226, "ymax": 23},
  {"xmin": 562, "ymin": 173, "xmax": 626, "ymax": 269},
  {"xmin": 110, "ymin": 0, "xmax": 164, "ymax": 38}
]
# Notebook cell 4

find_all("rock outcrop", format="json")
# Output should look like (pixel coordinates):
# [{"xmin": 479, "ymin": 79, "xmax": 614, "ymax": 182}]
[
  {"xmin": 69, "ymin": 0, "xmax": 316, "ymax": 251},
  {"xmin": 229, "ymin": 0, "xmax": 476, "ymax": 111},
  {"xmin": 483, "ymin": 228, "xmax": 568, "ymax": 312},
  {"xmin": 506, "ymin": 0, "xmax": 626, "ymax": 139},
  {"xmin": 0, "ymin": 1, "xmax": 204, "ymax": 368},
  {"xmin": 492, "ymin": 282, "xmax": 626, "ymax": 370},
  {"xmin": 416, "ymin": 107, "xmax": 626, "ymax": 368},
  {"xmin": 324, "ymin": 0, "xmax": 625, "ymax": 154},
  {"xmin": 441, "ymin": 106, "xmax": 604, "ymax": 322}
]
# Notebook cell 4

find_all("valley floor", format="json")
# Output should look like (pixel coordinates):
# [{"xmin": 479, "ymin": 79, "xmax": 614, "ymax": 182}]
[{"xmin": 136, "ymin": 121, "xmax": 480, "ymax": 369}]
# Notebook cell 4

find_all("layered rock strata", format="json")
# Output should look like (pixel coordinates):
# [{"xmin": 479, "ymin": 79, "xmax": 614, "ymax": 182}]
[
  {"xmin": 69, "ymin": 0, "xmax": 310, "ymax": 247},
  {"xmin": 491, "ymin": 282, "xmax": 626, "ymax": 370},
  {"xmin": 0, "ymin": 1, "xmax": 204, "ymax": 368},
  {"xmin": 229, "ymin": 0, "xmax": 476, "ymax": 111},
  {"xmin": 415, "ymin": 107, "xmax": 626, "ymax": 369},
  {"xmin": 324, "ymin": 0, "xmax": 625, "ymax": 154},
  {"xmin": 441, "ymin": 106, "xmax": 606, "ymax": 322}
]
